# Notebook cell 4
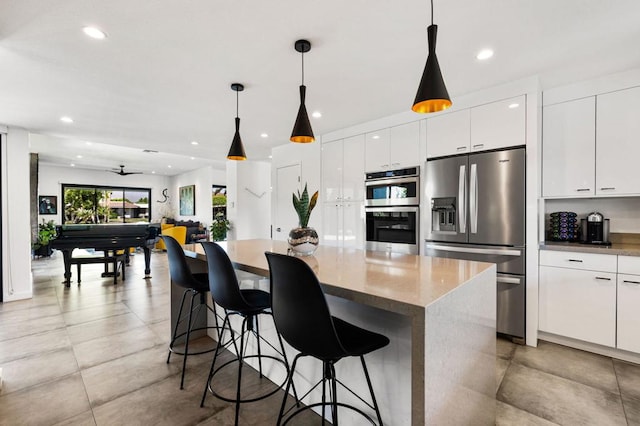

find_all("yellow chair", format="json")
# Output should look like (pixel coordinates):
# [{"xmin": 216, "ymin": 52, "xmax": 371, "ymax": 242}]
[
  {"xmin": 156, "ymin": 225, "xmax": 187, "ymax": 250},
  {"xmin": 155, "ymin": 223, "xmax": 175, "ymax": 250}
]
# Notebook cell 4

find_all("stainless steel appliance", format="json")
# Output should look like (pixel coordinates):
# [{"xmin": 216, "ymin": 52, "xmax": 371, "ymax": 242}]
[
  {"xmin": 581, "ymin": 212, "xmax": 611, "ymax": 245},
  {"xmin": 424, "ymin": 146, "xmax": 526, "ymax": 340},
  {"xmin": 365, "ymin": 167, "xmax": 420, "ymax": 254},
  {"xmin": 365, "ymin": 167, "xmax": 419, "ymax": 207}
]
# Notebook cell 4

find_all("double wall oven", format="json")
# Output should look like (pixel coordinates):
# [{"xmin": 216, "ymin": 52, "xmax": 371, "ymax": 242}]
[{"xmin": 365, "ymin": 167, "xmax": 420, "ymax": 255}]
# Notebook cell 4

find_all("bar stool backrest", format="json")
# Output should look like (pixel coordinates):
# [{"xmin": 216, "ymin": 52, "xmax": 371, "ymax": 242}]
[
  {"xmin": 200, "ymin": 242, "xmax": 253, "ymax": 312},
  {"xmin": 162, "ymin": 235, "xmax": 201, "ymax": 290},
  {"xmin": 265, "ymin": 252, "xmax": 347, "ymax": 360}
]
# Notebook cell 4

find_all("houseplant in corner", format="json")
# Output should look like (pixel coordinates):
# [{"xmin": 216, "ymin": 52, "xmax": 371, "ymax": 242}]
[
  {"xmin": 210, "ymin": 212, "xmax": 232, "ymax": 241},
  {"xmin": 288, "ymin": 183, "xmax": 319, "ymax": 256},
  {"xmin": 33, "ymin": 219, "xmax": 57, "ymax": 257}
]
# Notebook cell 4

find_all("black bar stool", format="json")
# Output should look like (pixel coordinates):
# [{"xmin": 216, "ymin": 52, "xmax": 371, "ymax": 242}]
[
  {"xmin": 265, "ymin": 251, "xmax": 390, "ymax": 425},
  {"xmin": 162, "ymin": 235, "xmax": 222, "ymax": 389},
  {"xmin": 199, "ymin": 242, "xmax": 296, "ymax": 426}
]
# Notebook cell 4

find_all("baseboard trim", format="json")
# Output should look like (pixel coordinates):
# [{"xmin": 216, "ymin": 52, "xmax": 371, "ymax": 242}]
[{"xmin": 539, "ymin": 332, "xmax": 640, "ymax": 364}]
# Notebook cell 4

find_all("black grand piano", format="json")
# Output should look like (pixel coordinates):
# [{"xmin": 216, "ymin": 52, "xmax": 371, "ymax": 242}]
[{"xmin": 51, "ymin": 223, "xmax": 159, "ymax": 287}]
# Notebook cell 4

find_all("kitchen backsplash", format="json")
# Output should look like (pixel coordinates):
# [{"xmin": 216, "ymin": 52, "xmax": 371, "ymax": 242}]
[{"xmin": 545, "ymin": 197, "xmax": 640, "ymax": 233}]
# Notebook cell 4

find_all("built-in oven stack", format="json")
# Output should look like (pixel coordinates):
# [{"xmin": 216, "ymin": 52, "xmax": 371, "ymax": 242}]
[{"xmin": 364, "ymin": 167, "xmax": 420, "ymax": 255}]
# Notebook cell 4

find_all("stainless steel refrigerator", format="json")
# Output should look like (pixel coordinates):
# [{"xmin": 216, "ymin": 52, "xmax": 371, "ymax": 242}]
[{"xmin": 424, "ymin": 146, "xmax": 526, "ymax": 340}]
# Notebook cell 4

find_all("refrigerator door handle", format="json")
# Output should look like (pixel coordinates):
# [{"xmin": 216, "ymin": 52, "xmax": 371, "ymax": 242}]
[
  {"xmin": 424, "ymin": 243, "xmax": 522, "ymax": 257},
  {"xmin": 497, "ymin": 275, "xmax": 522, "ymax": 285},
  {"xmin": 458, "ymin": 165, "xmax": 466, "ymax": 233},
  {"xmin": 470, "ymin": 163, "xmax": 478, "ymax": 234}
]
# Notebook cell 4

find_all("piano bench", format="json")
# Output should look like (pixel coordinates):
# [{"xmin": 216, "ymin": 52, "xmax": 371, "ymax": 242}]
[{"xmin": 70, "ymin": 251, "xmax": 127, "ymax": 285}]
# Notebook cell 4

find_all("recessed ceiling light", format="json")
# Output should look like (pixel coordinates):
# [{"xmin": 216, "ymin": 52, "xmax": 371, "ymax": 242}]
[
  {"xmin": 60, "ymin": 116, "xmax": 73, "ymax": 123},
  {"xmin": 508, "ymin": 103, "xmax": 520, "ymax": 109},
  {"xmin": 76, "ymin": 155, "xmax": 83, "ymax": 159},
  {"xmin": 83, "ymin": 26, "xmax": 107, "ymax": 40},
  {"xmin": 85, "ymin": 141, "xmax": 92, "ymax": 145},
  {"xmin": 190, "ymin": 157, "xmax": 195, "ymax": 160},
  {"xmin": 476, "ymin": 49, "xmax": 494, "ymax": 61},
  {"xmin": 167, "ymin": 165, "xmax": 172, "ymax": 168},
  {"xmin": 372, "ymin": 135, "xmax": 380, "ymax": 140},
  {"xmin": 151, "ymin": 171, "xmax": 156, "ymax": 174},
  {"xmin": 260, "ymin": 133, "xmax": 269, "ymax": 138},
  {"xmin": 268, "ymin": 155, "xmax": 273, "ymax": 159},
  {"xmin": 70, "ymin": 163, "xmax": 75, "ymax": 167},
  {"xmin": 312, "ymin": 111, "xmax": 322, "ymax": 118},
  {"xmin": 191, "ymin": 141, "xmax": 199, "ymax": 145}
]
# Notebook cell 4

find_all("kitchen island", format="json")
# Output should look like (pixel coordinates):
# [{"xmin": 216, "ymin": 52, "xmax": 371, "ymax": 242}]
[{"xmin": 182, "ymin": 239, "xmax": 497, "ymax": 425}]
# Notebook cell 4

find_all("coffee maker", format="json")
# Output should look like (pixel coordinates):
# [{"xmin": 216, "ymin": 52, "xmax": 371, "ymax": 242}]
[{"xmin": 581, "ymin": 212, "xmax": 611, "ymax": 245}]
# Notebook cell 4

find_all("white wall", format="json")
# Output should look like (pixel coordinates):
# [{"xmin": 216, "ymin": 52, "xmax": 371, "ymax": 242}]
[
  {"xmin": 38, "ymin": 164, "xmax": 171, "ymax": 224},
  {"xmin": 171, "ymin": 166, "xmax": 225, "ymax": 227},
  {"xmin": 227, "ymin": 160, "xmax": 271, "ymax": 240},
  {"xmin": 545, "ymin": 198, "xmax": 640, "ymax": 234},
  {"xmin": 2, "ymin": 128, "xmax": 33, "ymax": 301},
  {"xmin": 270, "ymin": 142, "xmax": 322, "ymax": 237}
]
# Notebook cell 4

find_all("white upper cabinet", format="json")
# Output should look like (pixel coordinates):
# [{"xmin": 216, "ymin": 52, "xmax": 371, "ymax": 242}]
[
  {"xmin": 470, "ymin": 95, "xmax": 526, "ymax": 151},
  {"xmin": 365, "ymin": 123, "xmax": 420, "ymax": 172},
  {"xmin": 365, "ymin": 128, "xmax": 390, "ymax": 172},
  {"xmin": 426, "ymin": 109, "xmax": 470, "ymax": 158},
  {"xmin": 596, "ymin": 86, "xmax": 640, "ymax": 196},
  {"xmin": 389, "ymin": 121, "xmax": 420, "ymax": 169},
  {"xmin": 321, "ymin": 139, "xmax": 344, "ymax": 202},
  {"xmin": 342, "ymin": 134, "xmax": 365, "ymax": 201},
  {"xmin": 542, "ymin": 97, "xmax": 596, "ymax": 197},
  {"xmin": 322, "ymin": 135, "xmax": 365, "ymax": 202}
]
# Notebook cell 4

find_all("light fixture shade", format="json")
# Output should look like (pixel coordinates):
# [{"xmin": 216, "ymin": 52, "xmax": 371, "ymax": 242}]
[
  {"xmin": 290, "ymin": 85, "xmax": 315, "ymax": 143},
  {"xmin": 412, "ymin": 25, "xmax": 452, "ymax": 114},
  {"xmin": 227, "ymin": 117, "xmax": 247, "ymax": 160}
]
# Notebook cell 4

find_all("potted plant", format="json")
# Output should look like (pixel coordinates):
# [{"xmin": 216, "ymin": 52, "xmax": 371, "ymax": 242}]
[
  {"xmin": 288, "ymin": 183, "xmax": 319, "ymax": 256},
  {"xmin": 210, "ymin": 212, "xmax": 232, "ymax": 241},
  {"xmin": 33, "ymin": 219, "xmax": 57, "ymax": 257}
]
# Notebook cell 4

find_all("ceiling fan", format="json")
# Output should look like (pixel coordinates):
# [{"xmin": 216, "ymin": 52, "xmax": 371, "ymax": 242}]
[{"xmin": 110, "ymin": 165, "xmax": 143, "ymax": 176}]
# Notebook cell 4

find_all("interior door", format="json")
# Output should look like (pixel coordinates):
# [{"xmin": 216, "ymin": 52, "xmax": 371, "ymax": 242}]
[{"xmin": 274, "ymin": 164, "xmax": 301, "ymax": 241}]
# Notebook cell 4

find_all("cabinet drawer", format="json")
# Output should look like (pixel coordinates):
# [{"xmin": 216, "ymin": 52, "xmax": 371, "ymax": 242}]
[
  {"xmin": 539, "ymin": 250, "xmax": 617, "ymax": 272},
  {"xmin": 618, "ymin": 256, "xmax": 640, "ymax": 275}
]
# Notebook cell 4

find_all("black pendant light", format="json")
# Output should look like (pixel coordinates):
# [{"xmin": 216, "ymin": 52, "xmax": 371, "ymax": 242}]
[
  {"xmin": 412, "ymin": 0, "xmax": 452, "ymax": 114},
  {"xmin": 227, "ymin": 83, "xmax": 247, "ymax": 161},
  {"xmin": 290, "ymin": 39, "xmax": 315, "ymax": 143}
]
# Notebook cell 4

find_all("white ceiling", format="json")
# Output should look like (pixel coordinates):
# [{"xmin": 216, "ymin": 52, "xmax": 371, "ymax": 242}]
[{"xmin": 1, "ymin": 0, "xmax": 639, "ymax": 176}]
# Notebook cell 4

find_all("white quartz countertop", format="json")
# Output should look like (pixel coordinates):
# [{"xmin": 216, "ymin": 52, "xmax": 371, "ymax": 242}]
[
  {"xmin": 540, "ymin": 241, "xmax": 640, "ymax": 257},
  {"xmin": 183, "ymin": 239, "xmax": 494, "ymax": 315}
]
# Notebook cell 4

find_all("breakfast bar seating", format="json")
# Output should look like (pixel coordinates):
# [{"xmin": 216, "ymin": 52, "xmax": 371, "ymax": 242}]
[
  {"xmin": 266, "ymin": 251, "xmax": 389, "ymax": 425},
  {"xmin": 181, "ymin": 239, "xmax": 497, "ymax": 425}
]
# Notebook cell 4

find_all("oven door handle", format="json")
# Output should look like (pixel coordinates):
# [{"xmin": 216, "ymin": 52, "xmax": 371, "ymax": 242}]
[
  {"xmin": 365, "ymin": 176, "xmax": 419, "ymax": 187},
  {"xmin": 366, "ymin": 206, "xmax": 419, "ymax": 213}
]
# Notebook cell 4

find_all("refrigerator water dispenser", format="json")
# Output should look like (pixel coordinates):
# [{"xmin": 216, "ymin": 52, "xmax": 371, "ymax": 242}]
[{"xmin": 431, "ymin": 197, "xmax": 457, "ymax": 232}]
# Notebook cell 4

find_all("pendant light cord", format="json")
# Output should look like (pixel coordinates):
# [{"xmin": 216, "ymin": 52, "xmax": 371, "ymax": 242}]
[
  {"xmin": 301, "ymin": 50, "xmax": 305, "ymax": 85},
  {"xmin": 236, "ymin": 88, "xmax": 239, "ymax": 118},
  {"xmin": 430, "ymin": 0, "xmax": 434, "ymax": 25}
]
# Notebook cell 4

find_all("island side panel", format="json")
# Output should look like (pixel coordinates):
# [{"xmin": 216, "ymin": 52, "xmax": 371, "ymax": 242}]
[{"xmin": 424, "ymin": 265, "xmax": 497, "ymax": 425}]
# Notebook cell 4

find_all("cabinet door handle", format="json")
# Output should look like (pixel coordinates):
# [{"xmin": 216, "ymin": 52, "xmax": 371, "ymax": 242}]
[
  {"xmin": 576, "ymin": 188, "xmax": 591, "ymax": 192},
  {"xmin": 456, "ymin": 146, "xmax": 467, "ymax": 151},
  {"xmin": 276, "ymin": 227, "xmax": 281, "ymax": 232},
  {"xmin": 595, "ymin": 276, "xmax": 612, "ymax": 281},
  {"xmin": 600, "ymin": 187, "xmax": 616, "ymax": 191},
  {"xmin": 391, "ymin": 162, "xmax": 401, "ymax": 166},
  {"xmin": 623, "ymin": 280, "xmax": 640, "ymax": 285},
  {"xmin": 567, "ymin": 259, "xmax": 583, "ymax": 263},
  {"xmin": 472, "ymin": 144, "xmax": 484, "ymax": 149}
]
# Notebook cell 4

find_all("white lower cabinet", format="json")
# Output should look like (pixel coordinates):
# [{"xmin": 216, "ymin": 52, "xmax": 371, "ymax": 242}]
[
  {"xmin": 321, "ymin": 202, "xmax": 364, "ymax": 249},
  {"xmin": 617, "ymin": 274, "xmax": 640, "ymax": 353},
  {"xmin": 539, "ymin": 265, "xmax": 616, "ymax": 347}
]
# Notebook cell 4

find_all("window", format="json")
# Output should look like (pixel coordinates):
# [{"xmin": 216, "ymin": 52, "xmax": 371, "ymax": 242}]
[
  {"xmin": 212, "ymin": 185, "xmax": 227, "ymax": 219},
  {"xmin": 62, "ymin": 184, "xmax": 151, "ymax": 224}
]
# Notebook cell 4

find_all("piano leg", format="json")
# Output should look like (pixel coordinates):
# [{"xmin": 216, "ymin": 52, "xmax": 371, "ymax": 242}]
[
  {"xmin": 61, "ymin": 249, "xmax": 72, "ymax": 287},
  {"xmin": 143, "ymin": 246, "xmax": 152, "ymax": 278}
]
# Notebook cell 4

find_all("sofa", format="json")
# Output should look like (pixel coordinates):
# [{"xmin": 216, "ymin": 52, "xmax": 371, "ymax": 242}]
[{"xmin": 162, "ymin": 219, "xmax": 207, "ymax": 244}]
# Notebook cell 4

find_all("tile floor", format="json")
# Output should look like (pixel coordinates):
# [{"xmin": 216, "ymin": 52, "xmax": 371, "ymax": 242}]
[{"xmin": 1, "ymin": 250, "xmax": 640, "ymax": 425}]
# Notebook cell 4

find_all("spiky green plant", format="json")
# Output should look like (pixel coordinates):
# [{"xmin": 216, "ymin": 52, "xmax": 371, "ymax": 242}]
[{"xmin": 292, "ymin": 183, "xmax": 319, "ymax": 228}]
